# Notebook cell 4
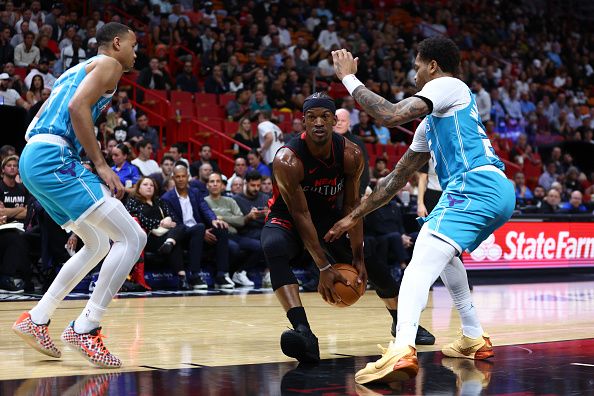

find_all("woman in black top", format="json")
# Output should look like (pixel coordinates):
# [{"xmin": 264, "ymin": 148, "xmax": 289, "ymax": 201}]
[
  {"xmin": 125, "ymin": 177, "xmax": 188, "ymax": 289},
  {"xmin": 232, "ymin": 116, "xmax": 259, "ymax": 158}
]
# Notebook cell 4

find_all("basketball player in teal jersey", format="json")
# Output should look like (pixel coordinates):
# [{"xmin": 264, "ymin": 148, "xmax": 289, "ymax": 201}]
[
  {"xmin": 12, "ymin": 23, "xmax": 147, "ymax": 368},
  {"xmin": 327, "ymin": 37, "xmax": 515, "ymax": 383}
]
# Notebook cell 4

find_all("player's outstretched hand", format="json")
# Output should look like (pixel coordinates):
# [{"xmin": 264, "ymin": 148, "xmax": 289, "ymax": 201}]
[
  {"xmin": 318, "ymin": 267, "xmax": 350, "ymax": 305},
  {"xmin": 96, "ymin": 164, "xmax": 125, "ymax": 200},
  {"xmin": 331, "ymin": 49, "xmax": 359, "ymax": 80},
  {"xmin": 352, "ymin": 258, "xmax": 368, "ymax": 288},
  {"xmin": 324, "ymin": 215, "xmax": 357, "ymax": 243}
]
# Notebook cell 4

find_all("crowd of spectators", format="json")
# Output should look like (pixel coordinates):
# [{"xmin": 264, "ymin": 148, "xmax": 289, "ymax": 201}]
[{"xmin": 1, "ymin": 0, "xmax": 594, "ymax": 293}]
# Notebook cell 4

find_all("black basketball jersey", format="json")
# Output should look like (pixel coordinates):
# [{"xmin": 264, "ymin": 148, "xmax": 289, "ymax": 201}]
[{"xmin": 267, "ymin": 132, "xmax": 346, "ymax": 231}]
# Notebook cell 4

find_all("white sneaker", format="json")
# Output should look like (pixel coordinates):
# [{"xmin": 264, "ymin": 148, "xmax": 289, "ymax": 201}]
[
  {"xmin": 262, "ymin": 271, "xmax": 272, "ymax": 288},
  {"xmin": 232, "ymin": 271, "xmax": 254, "ymax": 287}
]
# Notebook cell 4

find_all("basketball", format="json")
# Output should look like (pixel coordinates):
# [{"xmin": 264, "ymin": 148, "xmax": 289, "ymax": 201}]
[{"xmin": 327, "ymin": 263, "xmax": 366, "ymax": 307}]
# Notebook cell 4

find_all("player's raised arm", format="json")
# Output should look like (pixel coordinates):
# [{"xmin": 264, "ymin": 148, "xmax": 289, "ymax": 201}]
[
  {"xmin": 332, "ymin": 49, "xmax": 430, "ymax": 127},
  {"xmin": 341, "ymin": 139, "xmax": 366, "ymax": 285},
  {"xmin": 325, "ymin": 148, "xmax": 430, "ymax": 242}
]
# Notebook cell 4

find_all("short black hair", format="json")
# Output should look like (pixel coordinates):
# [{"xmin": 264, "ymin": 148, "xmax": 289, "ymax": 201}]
[
  {"xmin": 245, "ymin": 170, "xmax": 262, "ymax": 182},
  {"xmin": 161, "ymin": 154, "xmax": 175, "ymax": 164},
  {"xmin": 96, "ymin": 22, "xmax": 132, "ymax": 47},
  {"xmin": 136, "ymin": 139, "xmax": 152, "ymax": 150},
  {"xmin": 417, "ymin": 36, "xmax": 460, "ymax": 75},
  {"xmin": 170, "ymin": 143, "xmax": 184, "ymax": 153},
  {"xmin": 115, "ymin": 143, "xmax": 130, "ymax": 155}
]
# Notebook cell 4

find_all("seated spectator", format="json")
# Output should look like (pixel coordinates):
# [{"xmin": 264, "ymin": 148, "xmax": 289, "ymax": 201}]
[
  {"xmin": 564, "ymin": 166, "xmax": 582, "ymax": 195},
  {"xmin": 190, "ymin": 163, "xmax": 212, "ymax": 198},
  {"xmin": 514, "ymin": 172, "xmax": 534, "ymax": 207},
  {"xmin": 132, "ymin": 141, "xmax": 160, "ymax": 176},
  {"xmin": 230, "ymin": 177, "xmax": 244, "ymax": 195},
  {"xmin": 24, "ymin": 58, "xmax": 56, "ymax": 89},
  {"xmin": 108, "ymin": 90, "xmax": 137, "ymax": 127},
  {"xmin": 226, "ymin": 88, "xmax": 252, "ymax": 121},
  {"xmin": 175, "ymin": 60, "xmax": 200, "ymax": 93},
  {"xmin": 510, "ymin": 134, "xmax": 541, "ymax": 167},
  {"xmin": 232, "ymin": 117, "xmax": 259, "ymax": 158},
  {"xmin": 538, "ymin": 188, "xmax": 562, "ymax": 214},
  {"xmin": 204, "ymin": 64, "xmax": 229, "ymax": 94},
  {"xmin": 532, "ymin": 185, "xmax": 546, "ymax": 207},
  {"xmin": 232, "ymin": 172, "xmax": 269, "ymax": 291},
  {"xmin": 14, "ymin": 31, "xmax": 39, "ymax": 68},
  {"xmin": 0, "ymin": 27, "xmax": 14, "ymax": 66},
  {"xmin": 205, "ymin": 172, "xmax": 263, "ymax": 287},
  {"xmin": 260, "ymin": 176, "xmax": 273, "ymax": 197},
  {"xmin": 0, "ymin": 73, "xmax": 30, "ymax": 109},
  {"xmin": 283, "ymin": 118, "xmax": 303, "ymax": 143},
  {"xmin": 190, "ymin": 144, "xmax": 220, "ymax": 177},
  {"xmin": 127, "ymin": 113, "xmax": 160, "ymax": 151},
  {"xmin": 60, "ymin": 34, "xmax": 86, "ymax": 71},
  {"xmin": 125, "ymin": 177, "xmax": 200, "ymax": 290},
  {"xmin": 560, "ymin": 190, "xmax": 588, "ymax": 213},
  {"xmin": 111, "ymin": 143, "xmax": 140, "ymax": 194},
  {"xmin": 352, "ymin": 111, "xmax": 377, "ymax": 143},
  {"xmin": 137, "ymin": 57, "xmax": 172, "ymax": 100},
  {"xmin": 342, "ymin": 96, "xmax": 360, "ymax": 126},
  {"xmin": 247, "ymin": 149, "xmax": 271, "ymax": 177},
  {"xmin": 372, "ymin": 118, "xmax": 391, "ymax": 145},
  {"xmin": 538, "ymin": 162, "xmax": 559, "ymax": 191},
  {"xmin": 227, "ymin": 157, "xmax": 248, "ymax": 192},
  {"xmin": 0, "ymin": 155, "xmax": 31, "ymax": 292},
  {"xmin": 162, "ymin": 165, "xmax": 234, "ymax": 288},
  {"xmin": 25, "ymin": 74, "xmax": 44, "ymax": 106},
  {"xmin": 149, "ymin": 154, "xmax": 175, "ymax": 193},
  {"xmin": 229, "ymin": 72, "xmax": 244, "ymax": 92},
  {"xmin": 169, "ymin": 143, "xmax": 189, "ymax": 167},
  {"xmin": 373, "ymin": 158, "xmax": 390, "ymax": 181},
  {"xmin": 36, "ymin": 35, "xmax": 57, "ymax": 63},
  {"xmin": 249, "ymin": 89, "xmax": 272, "ymax": 114}
]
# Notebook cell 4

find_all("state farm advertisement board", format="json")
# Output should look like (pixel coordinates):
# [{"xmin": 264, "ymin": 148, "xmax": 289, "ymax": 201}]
[{"xmin": 463, "ymin": 221, "xmax": 594, "ymax": 269}]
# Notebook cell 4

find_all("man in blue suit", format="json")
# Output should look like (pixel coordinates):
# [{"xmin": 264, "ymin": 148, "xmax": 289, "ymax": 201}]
[{"xmin": 161, "ymin": 165, "xmax": 235, "ymax": 289}]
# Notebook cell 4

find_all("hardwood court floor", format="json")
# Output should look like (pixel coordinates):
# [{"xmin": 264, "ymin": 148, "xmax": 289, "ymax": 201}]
[{"xmin": 1, "ymin": 280, "xmax": 593, "ymax": 382}]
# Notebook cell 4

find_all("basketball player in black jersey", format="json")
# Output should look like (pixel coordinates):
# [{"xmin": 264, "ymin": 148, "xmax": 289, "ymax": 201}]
[{"xmin": 261, "ymin": 93, "xmax": 434, "ymax": 363}]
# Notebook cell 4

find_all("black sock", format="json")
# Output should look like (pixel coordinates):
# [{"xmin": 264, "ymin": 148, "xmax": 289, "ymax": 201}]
[
  {"xmin": 287, "ymin": 306, "xmax": 310, "ymax": 330},
  {"xmin": 388, "ymin": 308, "xmax": 398, "ymax": 323}
]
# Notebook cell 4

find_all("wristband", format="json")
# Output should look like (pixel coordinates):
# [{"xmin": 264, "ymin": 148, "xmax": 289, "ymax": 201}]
[
  {"xmin": 342, "ymin": 74, "xmax": 364, "ymax": 96},
  {"xmin": 318, "ymin": 263, "xmax": 332, "ymax": 272}
]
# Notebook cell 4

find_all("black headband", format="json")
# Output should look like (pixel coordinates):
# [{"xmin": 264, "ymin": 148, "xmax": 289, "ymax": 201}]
[{"xmin": 303, "ymin": 97, "xmax": 336, "ymax": 114}]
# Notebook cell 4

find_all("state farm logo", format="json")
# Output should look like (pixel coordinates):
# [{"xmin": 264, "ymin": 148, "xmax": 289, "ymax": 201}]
[
  {"xmin": 471, "ymin": 234, "xmax": 502, "ymax": 261},
  {"xmin": 470, "ymin": 230, "xmax": 594, "ymax": 261}
]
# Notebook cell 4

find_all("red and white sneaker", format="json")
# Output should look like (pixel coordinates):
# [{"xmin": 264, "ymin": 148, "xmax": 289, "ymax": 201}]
[
  {"xmin": 61, "ymin": 321, "xmax": 122, "ymax": 368},
  {"xmin": 12, "ymin": 312, "xmax": 61, "ymax": 358}
]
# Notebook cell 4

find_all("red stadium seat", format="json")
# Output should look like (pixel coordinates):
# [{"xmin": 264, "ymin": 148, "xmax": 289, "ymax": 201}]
[
  {"xmin": 219, "ymin": 93, "xmax": 235, "ymax": 107},
  {"xmin": 194, "ymin": 92, "xmax": 218, "ymax": 105}
]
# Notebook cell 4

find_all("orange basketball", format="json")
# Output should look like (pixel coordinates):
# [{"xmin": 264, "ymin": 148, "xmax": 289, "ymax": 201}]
[{"xmin": 328, "ymin": 263, "xmax": 366, "ymax": 307}]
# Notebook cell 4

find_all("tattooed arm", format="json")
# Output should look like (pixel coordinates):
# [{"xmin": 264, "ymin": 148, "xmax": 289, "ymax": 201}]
[
  {"xmin": 352, "ymin": 87, "xmax": 430, "ymax": 127},
  {"xmin": 332, "ymin": 49, "xmax": 431, "ymax": 126},
  {"xmin": 324, "ymin": 148, "xmax": 431, "ymax": 242}
]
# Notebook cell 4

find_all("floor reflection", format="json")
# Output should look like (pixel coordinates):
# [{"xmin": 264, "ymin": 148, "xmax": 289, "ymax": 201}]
[{"xmin": 2, "ymin": 338, "xmax": 593, "ymax": 395}]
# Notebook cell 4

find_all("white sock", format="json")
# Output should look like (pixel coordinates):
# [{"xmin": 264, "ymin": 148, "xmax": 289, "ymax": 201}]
[
  {"xmin": 74, "ymin": 300, "xmax": 104, "ymax": 333},
  {"xmin": 441, "ymin": 256, "xmax": 483, "ymax": 338},
  {"xmin": 29, "ymin": 222, "xmax": 110, "ymax": 325},
  {"xmin": 395, "ymin": 227, "xmax": 457, "ymax": 347}
]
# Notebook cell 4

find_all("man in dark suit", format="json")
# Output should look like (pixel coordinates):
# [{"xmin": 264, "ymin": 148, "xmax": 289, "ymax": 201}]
[{"xmin": 161, "ymin": 165, "xmax": 234, "ymax": 288}]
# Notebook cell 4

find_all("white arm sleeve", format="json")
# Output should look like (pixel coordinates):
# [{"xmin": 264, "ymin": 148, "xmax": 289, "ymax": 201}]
[
  {"xmin": 409, "ymin": 118, "xmax": 430, "ymax": 152},
  {"xmin": 415, "ymin": 77, "xmax": 471, "ymax": 116}
]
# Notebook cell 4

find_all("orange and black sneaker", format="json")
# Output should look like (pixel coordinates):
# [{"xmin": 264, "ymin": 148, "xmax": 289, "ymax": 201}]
[
  {"xmin": 61, "ymin": 321, "xmax": 122, "ymax": 368},
  {"xmin": 441, "ymin": 330, "xmax": 494, "ymax": 360},
  {"xmin": 12, "ymin": 312, "xmax": 61, "ymax": 358},
  {"xmin": 354, "ymin": 341, "xmax": 419, "ymax": 384}
]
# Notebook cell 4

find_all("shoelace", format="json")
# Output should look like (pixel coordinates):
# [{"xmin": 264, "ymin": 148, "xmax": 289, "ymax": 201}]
[{"xmin": 89, "ymin": 330, "xmax": 109, "ymax": 355}]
